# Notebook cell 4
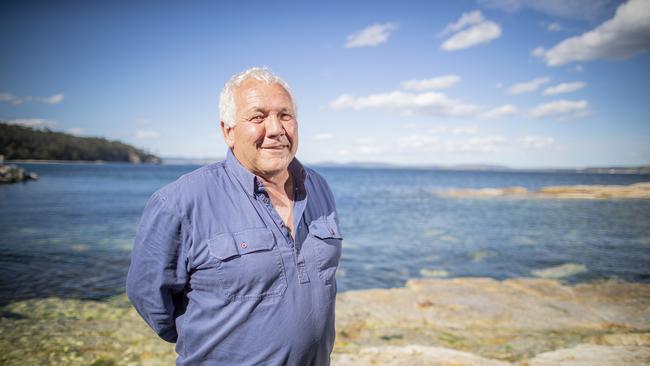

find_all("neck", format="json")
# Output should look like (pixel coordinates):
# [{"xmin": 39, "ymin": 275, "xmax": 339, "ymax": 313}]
[{"xmin": 259, "ymin": 169, "xmax": 293, "ymax": 199}]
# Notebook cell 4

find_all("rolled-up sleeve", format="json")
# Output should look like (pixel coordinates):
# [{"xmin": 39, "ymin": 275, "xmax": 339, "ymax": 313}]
[{"xmin": 126, "ymin": 192, "xmax": 190, "ymax": 343}]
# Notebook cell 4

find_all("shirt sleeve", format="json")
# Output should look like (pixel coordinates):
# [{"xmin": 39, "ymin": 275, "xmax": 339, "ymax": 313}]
[{"xmin": 126, "ymin": 192, "xmax": 190, "ymax": 343}]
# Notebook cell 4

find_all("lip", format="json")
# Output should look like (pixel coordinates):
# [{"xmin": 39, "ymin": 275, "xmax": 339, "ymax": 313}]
[{"xmin": 260, "ymin": 145, "xmax": 288, "ymax": 150}]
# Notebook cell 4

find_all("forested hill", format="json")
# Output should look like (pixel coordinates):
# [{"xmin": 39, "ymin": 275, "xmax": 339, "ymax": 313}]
[{"xmin": 0, "ymin": 122, "xmax": 161, "ymax": 163}]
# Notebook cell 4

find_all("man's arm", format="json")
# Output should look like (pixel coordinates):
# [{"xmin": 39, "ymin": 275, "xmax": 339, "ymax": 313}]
[{"xmin": 126, "ymin": 192, "xmax": 190, "ymax": 343}]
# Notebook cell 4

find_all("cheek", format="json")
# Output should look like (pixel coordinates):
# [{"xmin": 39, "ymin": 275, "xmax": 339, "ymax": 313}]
[
  {"xmin": 238, "ymin": 125, "xmax": 265, "ymax": 145},
  {"xmin": 284, "ymin": 122, "xmax": 298, "ymax": 140}
]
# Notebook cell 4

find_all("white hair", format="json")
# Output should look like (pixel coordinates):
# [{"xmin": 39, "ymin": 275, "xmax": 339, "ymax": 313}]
[{"xmin": 219, "ymin": 67, "xmax": 297, "ymax": 128}]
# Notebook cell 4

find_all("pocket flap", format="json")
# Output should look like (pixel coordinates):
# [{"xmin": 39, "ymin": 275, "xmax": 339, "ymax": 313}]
[
  {"xmin": 207, "ymin": 229, "xmax": 275, "ymax": 260},
  {"xmin": 309, "ymin": 219, "xmax": 343, "ymax": 240}
]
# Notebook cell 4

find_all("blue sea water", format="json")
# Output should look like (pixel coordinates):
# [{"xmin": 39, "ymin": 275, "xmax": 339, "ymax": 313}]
[{"xmin": 1, "ymin": 162, "xmax": 649, "ymax": 305}]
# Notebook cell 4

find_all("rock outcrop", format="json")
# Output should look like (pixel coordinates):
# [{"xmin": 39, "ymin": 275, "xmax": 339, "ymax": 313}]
[
  {"xmin": 0, "ymin": 164, "xmax": 38, "ymax": 183},
  {"xmin": 444, "ymin": 182, "xmax": 650, "ymax": 199}
]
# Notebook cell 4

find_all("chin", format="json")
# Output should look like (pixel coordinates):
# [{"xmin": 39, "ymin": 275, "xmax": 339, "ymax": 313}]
[{"xmin": 258, "ymin": 158, "xmax": 291, "ymax": 176}]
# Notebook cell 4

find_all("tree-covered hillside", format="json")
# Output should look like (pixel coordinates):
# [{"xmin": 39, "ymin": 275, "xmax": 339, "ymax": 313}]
[{"xmin": 0, "ymin": 122, "xmax": 161, "ymax": 163}]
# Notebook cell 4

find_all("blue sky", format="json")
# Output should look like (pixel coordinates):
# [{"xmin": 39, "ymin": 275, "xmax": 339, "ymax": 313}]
[{"xmin": 1, "ymin": 0, "xmax": 649, "ymax": 168}]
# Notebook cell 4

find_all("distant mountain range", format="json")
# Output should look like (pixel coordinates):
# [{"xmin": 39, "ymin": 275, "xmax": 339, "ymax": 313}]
[{"xmin": 1, "ymin": 122, "xmax": 160, "ymax": 164}]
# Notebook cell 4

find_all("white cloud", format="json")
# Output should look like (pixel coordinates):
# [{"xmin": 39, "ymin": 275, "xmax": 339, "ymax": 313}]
[
  {"xmin": 0, "ymin": 92, "xmax": 64, "ymax": 105},
  {"xmin": 480, "ymin": 104, "xmax": 519, "ymax": 119},
  {"xmin": 533, "ymin": 0, "xmax": 650, "ymax": 66},
  {"xmin": 7, "ymin": 118, "xmax": 57, "ymax": 129},
  {"xmin": 441, "ymin": 16, "xmax": 502, "ymax": 51},
  {"xmin": 329, "ymin": 94, "xmax": 356, "ymax": 110},
  {"xmin": 354, "ymin": 137, "xmax": 387, "ymax": 155},
  {"xmin": 519, "ymin": 136, "xmax": 555, "ymax": 149},
  {"xmin": 451, "ymin": 125, "xmax": 479, "ymax": 135},
  {"xmin": 574, "ymin": 64, "xmax": 584, "ymax": 72},
  {"xmin": 0, "ymin": 93, "xmax": 17, "ymax": 104},
  {"xmin": 345, "ymin": 22, "xmax": 398, "ymax": 48},
  {"xmin": 528, "ymin": 99, "xmax": 589, "ymax": 119},
  {"xmin": 507, "ymin": 77, "xmax": 550, "ymax": 94},
  {"xmin": 135, "ymin": 129, "xmax": 161, "ymax": 139},
  {"xmin": 329, "ymin": 90, "xmax": 479, "ymax": 117},
  {"xmin": 66, "ymin": 127, "xmax": 85, "ymax": 135},
  {"xmin": 401, "ymin": 75, "xmax": 461, "ymax": 91},
  {"xmin": 429, "ymin": 126, "xmax": 448, "ymax": 134},
  {"xmin": 133, "ymin": 118, "xmax": 150, "ymax": 126},
  {"xmin": 440, "ymin": 10, "xmax": 485, "ymax": 36},
  {"xmin": 314, "ymin": 133, "xmax": 334, "ymax": 141},
  {"xmin": 399, "ymin": 134, "xmax": 509, "ymax": 153},
  {"xmin": 543, "ymin": 82, "xmax": 587, "ymax": 95},
  {"xmin": 40, "ymin": 94, "xmax": 64, "ymax": 104},
  {"xmin": 479, "ymin": 0, "xmax": 614, "ymax": 20},
  {"xmin": 547, "ymin": 22, "xmax": 563, "ymax": 32}
]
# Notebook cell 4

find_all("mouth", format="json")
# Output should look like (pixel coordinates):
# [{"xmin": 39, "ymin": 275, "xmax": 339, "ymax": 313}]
[{"xmin": 260, "ymin": 145, "xmax": 289, "ymax": 150}]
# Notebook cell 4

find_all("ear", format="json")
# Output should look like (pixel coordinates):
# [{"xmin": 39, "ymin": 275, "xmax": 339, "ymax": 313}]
[{"xmin": 220, "ymin": 121, "xmax": 235, "ymax": 148}]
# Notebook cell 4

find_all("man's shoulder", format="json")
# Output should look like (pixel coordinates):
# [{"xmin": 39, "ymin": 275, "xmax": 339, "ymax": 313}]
[
  {"xmin": 154, "ymin": 160, "xmax": 227, "ymax": 203},
  {"xmin": 303, "ymin": 165, "xmax": 335, "ymax": 198}
]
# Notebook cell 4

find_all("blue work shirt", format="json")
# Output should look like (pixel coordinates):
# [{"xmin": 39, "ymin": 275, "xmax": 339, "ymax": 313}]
[{"xmin": 126, "ymin": 149, "xmax": 342, "ymax": 365}]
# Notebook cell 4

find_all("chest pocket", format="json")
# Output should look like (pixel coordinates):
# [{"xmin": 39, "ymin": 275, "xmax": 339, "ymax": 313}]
[
  {"xmin": 206, "ymin": 228, "xmax": 287, "ymax": 301},
  {"xmin": 309, "ymin": 219, "xmax": 343, "ymax": 285}
]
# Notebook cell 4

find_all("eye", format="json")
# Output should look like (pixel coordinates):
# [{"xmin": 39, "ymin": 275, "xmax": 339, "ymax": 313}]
[
  {"xmin": 280, "ymin": 113, "xmax": 293, "ymax": 121},
  {"xmin": 249, "ymin": 115, "xmax": 265, "ymax": 123}
]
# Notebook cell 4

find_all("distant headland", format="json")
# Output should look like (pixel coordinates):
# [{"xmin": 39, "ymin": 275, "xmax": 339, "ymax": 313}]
[{"xmin": 0, "ymin": 122, "xmax": 161, "ymax": 164}]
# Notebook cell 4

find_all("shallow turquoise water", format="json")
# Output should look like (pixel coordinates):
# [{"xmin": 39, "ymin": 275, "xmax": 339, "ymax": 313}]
[{"xmin": 1, "ymin": 162, "xmax": 649, "ymax": 304}]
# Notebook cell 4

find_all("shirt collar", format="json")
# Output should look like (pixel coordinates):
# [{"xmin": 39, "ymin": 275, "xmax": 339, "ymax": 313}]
[{"xmin": 225, "ymin": 148, "xmax": 308, "ymax": 197}]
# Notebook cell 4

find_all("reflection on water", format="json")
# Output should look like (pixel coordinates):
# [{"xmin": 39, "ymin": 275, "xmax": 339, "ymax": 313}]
[{"xmin": 1, "ymin": 162, "xmax": 649, "ymax": 304}]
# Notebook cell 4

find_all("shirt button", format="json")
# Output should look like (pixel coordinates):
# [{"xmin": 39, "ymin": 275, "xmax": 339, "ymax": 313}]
[{"xmin": 240, "ymin": 242, "xmax": 248, "ymax": 249}]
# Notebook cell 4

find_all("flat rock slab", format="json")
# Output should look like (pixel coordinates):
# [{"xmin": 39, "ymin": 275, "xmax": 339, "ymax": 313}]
[
  {"xmin": 1, "ymin": 278, "xmax": 648, "ymax": 365},
  {"xmin": 334, "ymin": 278, "xmax": 650, "ymax": 362},
  {"xmin": 332, "ymin": 344, "xmax": 650, "ymax": 366}
]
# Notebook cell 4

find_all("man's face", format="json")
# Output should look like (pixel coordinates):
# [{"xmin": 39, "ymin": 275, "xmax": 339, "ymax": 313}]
[{"xmin": 222, "ymin": 79, "xmax": 298, "ymax": 178}]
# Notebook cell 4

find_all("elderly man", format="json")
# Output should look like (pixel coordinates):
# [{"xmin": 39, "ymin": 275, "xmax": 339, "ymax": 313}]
[{"xmin": 126, "ymin": 67, "xmax": 343, "ymax": 365}]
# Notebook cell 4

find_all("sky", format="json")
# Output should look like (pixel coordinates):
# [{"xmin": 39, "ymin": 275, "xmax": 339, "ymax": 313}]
[{"xmin": 1, "ymin": 0, "xmax": 649, "ymax": 168}]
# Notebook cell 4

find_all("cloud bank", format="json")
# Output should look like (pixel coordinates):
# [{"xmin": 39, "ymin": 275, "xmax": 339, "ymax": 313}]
[
  {"xmin": 330, "ymin": 91, "xmax": 479, "ymax": 117},
  {"xmin": 0, "ymin": 92, "xmax": 64, "ymax": 105},
  {"xmin": 533, "ymin": 0, "xmax": 650, "ymax": 66},
  {"xmin": 7, "ymin": 118, "xmax": 57, "ymax": 129},
  {"xmin": 401, "ymin": 75, "xmax": 461, "ymax": 91}
]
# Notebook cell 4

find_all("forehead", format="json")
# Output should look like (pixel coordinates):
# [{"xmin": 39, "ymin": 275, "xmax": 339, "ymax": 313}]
[{"xmin": 234, "ymin": 79, "xmax": 293, "ymax": 113}]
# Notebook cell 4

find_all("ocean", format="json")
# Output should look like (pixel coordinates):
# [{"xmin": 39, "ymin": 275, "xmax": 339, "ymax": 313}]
[{"xmin": 1, "ymin": 162, "xmax": 649, "ymax": 305}]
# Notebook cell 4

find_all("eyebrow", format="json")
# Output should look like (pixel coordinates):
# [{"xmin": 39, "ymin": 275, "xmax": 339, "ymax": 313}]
[{"xmin": 244, "ymin": 107, "xmax": 293, "ymax": 115}]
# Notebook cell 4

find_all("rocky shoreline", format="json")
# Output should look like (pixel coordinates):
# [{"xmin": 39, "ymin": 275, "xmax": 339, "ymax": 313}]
[
  {"xmin": 1, "ymin": 277, "xmax": 648, "ymax": 365},
  {"xmin": 444, "ymin": 182, "xmax": 650, "ymax": 199}
]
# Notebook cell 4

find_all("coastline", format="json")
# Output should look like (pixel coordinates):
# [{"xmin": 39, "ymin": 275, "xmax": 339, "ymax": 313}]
[{"xmin": 1, "ymin": 277, "xmax": 648, "ymax": 365}]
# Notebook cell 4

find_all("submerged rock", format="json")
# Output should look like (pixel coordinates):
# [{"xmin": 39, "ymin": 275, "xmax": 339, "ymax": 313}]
[{"xmin": 531, "ymin": 263, "xmax": 588, "ymax": 279}]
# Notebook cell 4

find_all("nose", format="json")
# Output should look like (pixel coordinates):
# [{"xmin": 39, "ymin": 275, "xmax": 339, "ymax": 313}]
[{"xmin": 265, "ymin": 113, "xmax": 285, "ymax": 138}]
